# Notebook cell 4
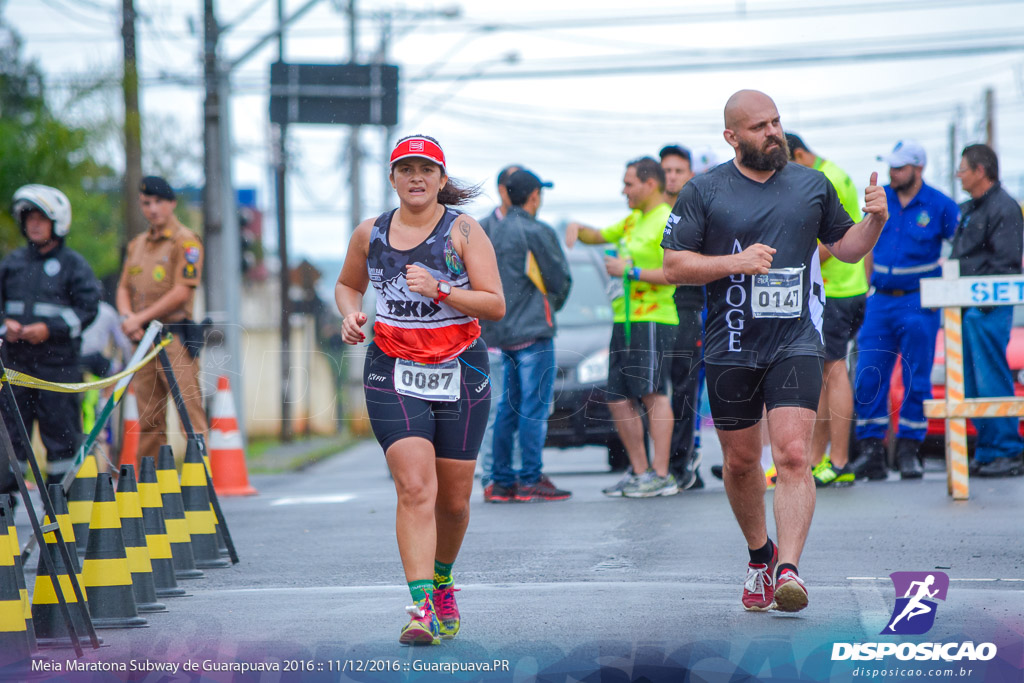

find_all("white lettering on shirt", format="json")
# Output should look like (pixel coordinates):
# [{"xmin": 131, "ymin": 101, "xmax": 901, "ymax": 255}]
[{"xmin": 727, "ymin": 239, "xmax": 746, "ymax": 352}]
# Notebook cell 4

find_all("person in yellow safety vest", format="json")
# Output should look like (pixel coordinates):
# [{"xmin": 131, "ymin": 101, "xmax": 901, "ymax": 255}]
[{"xmin": 787, "ymin": 133, "xmax": 868, "ymax": 488}]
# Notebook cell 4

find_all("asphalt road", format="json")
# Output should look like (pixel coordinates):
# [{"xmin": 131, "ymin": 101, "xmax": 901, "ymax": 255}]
[{"xmin": 9, "ymin": 429, "xmax": 1024, "ymax": 682}]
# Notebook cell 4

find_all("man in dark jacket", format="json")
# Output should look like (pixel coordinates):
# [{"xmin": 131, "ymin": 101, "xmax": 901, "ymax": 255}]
[
  {"xmin": 477, "ymin": 164, "xmax": 521, "ymax": 500},
  {"xmin": 0, "ymin": 184, "xmax": 101, "ymax": 489},
  {"xmin": 951, "ymin": 144, "xmax": 1024, "ymax": 477},
  {"xmin": 486, "ymin": 169, "xmax": 573, "ymax": 502}
]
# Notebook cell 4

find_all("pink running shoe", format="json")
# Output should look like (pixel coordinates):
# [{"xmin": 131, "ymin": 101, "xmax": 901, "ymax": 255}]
[
  {"xmin": 742, "ymin": 544, "xmax": 778, "ymax": 611},
  {"xmin": 774, "ymin": 568, "xmax": 808, "ymax": 613},
  {"xmin": 434, "ymin": 586, "xmax": 461, "ymax": 638},
  {"xmin": 399, "ymin": 597, "xmax": 440, "ymax": 645}
]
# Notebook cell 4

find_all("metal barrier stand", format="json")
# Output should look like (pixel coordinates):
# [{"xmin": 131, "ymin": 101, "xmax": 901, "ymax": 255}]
[
  {"xmin": 155, "ymin": 345, "xmax": 239, "ymax": 564},
  {"xmin": 920, "ymin": 260, "xmax": 1024, "ymax": 500}
]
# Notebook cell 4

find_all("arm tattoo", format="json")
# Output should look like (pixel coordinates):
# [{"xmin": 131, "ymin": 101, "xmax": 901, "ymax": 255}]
[{"xmin": 459, "ymin": 219, "xmax": 471, "ymax": 243}]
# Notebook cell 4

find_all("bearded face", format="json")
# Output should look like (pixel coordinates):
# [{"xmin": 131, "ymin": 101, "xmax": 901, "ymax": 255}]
[{"xmin": 738, "ymin": 134, "xmax": 789, "ymax": 172}]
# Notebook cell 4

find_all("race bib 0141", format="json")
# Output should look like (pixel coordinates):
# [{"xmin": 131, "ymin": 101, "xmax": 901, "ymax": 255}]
[{"xmin": 751, "ymin": 267, "xmax": 803, "ymax": 319}]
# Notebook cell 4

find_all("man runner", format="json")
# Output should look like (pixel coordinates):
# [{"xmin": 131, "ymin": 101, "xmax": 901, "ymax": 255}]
[{"xmin": 661, "ymin": 90, "xmax": 888, "ymax": 612}]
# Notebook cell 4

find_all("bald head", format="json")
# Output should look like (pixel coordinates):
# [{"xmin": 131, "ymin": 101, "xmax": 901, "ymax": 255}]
[
  {"xmin": 724, "ymin": 90, "xmax": 777, "ymax": 130},
  {"xmin": 723, "ymin": 90, "xmax": 788, "ymax": 173}
]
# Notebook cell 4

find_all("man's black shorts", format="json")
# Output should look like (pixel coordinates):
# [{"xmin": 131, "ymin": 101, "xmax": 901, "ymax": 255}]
[
  {"xmin": 822, "ymin": 293, "xmax": 866, "ymax": 362},
  {"xmin": 704, "ymin": 355, "xmax": 824, "ymax": 431},
  {"xmin": 606, "ymin": 322, "xmax": 677, "ymax": 400}
]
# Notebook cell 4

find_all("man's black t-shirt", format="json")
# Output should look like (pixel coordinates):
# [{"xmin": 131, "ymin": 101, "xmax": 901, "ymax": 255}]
[{"xmin": 661, "ymin": 161, "xmax": 854, "ymax": 367}]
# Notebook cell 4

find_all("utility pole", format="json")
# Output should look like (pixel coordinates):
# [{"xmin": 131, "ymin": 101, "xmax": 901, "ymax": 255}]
[
  {"xmin": 200, "ymin": 0, "xmax": 326, "ymax": 444},
  {"xmin": 378, "ymin": 14, "xmax": 394, "ymax": 213},
  {"xmin": 348, "ymin": 1, "xmax": 362, "ymax": 234},
  {"xmin": 984, "ymin": 87, "xmax": 995, "ymax": 150},
  {"xmin": 949, "ymin": 120, "xmax": 957, "ymax": 198},
  {"xmin": 121, "ymin": 0, "xmax": 144, "ymax": 243},
  {"xmin": 202, "ymin": 0, "xmax": 223, "ymax": 308},
  {"xmin": 275, "ymin": 0, "xmax": 293, "ymax": 443},
  {"xmin": 202, "ymin": 0, "xmax": 246, "ymax": 436}
]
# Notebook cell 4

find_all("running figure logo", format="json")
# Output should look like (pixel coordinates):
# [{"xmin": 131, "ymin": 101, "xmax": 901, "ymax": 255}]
[{"xmin": 882, "ymin": 571, "xmax": 949, "ymax": 635}]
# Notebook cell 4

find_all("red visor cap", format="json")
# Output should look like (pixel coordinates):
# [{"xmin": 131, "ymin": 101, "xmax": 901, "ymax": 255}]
[{"xmin": 390, "ymin": 137, "xmax": 446, "ymax": 173}]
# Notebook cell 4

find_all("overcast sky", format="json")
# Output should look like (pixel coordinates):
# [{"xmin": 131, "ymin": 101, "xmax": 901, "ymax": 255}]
[{"xmin": 6, "ymin": 0, "xmax": 1024, "ymax": 260}]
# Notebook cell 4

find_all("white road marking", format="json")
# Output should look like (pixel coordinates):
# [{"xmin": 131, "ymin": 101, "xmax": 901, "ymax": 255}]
[
  {"xmin": 847, "ymin": 576, "xmax": 1023, "ymax": 582},
  {"xmin": 270, "ymin": 494, "xmax": 357, "ymax": 506},
  {"xmin": 207, "ymin": 579, "xmax": 1024, "ymax": 596}
]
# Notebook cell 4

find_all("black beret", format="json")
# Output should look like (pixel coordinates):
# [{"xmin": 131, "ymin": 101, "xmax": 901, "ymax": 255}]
[{"xmin": 140, "ymin": 176, "xmax": 175, "ymax": 200}]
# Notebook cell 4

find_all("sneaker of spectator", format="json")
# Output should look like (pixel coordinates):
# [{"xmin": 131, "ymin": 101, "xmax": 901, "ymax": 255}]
[
  {"xmin": 622, "ymin": 470, "xmax": 679, "ymax": 498},
  {"xmin": 602, "ymin": 469, "xmax": 636, "ymax": 497},
  {"xmin": 517, "ymin": 474, "xmax": 571, "ymax": 502}
]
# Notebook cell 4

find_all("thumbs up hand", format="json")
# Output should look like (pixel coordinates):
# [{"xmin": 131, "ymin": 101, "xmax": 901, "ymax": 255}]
[{"xmin": 863, "ymin": 171, "xmax": 888, "ymax": 222}]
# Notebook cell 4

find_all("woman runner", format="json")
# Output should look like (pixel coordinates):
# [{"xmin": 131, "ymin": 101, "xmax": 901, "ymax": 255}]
[{"xmin": 335, "ymin": 135, "xmax": 504, "ymax": 645}]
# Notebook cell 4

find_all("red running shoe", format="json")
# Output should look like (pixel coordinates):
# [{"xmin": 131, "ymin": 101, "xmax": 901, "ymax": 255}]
[
  {"xmin": 742, "ymin": 544, "xmax": 778, "ymax": 611},
  {"xmin": 773, "ymin": 568, "xmax": 808, "ymax": 613}
]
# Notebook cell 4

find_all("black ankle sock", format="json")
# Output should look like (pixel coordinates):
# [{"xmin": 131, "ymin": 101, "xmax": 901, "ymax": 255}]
[
  {"xmin": 748, "ymin": 539, "xmax": 774, "ymax": 565},
  {"xmin": 777, "ymin": 563, "xmax": 798, "ymax": 577}
]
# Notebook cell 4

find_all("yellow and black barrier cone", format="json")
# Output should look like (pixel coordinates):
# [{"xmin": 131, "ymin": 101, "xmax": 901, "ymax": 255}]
[
  {"xmin": 181, "ymin": 440, "xmax": 229, "ymax": 569},
  {"xmin": 156, "ymin": 446, "xmax": 203, "ymax": 580},
  {"xmin": 116, "ymin": 466, "xmax": 166, "ymax": 613},
  {"xmin": 81, "ymin": 473, "xmax": 147, "ymax": 628},
  {"xmin": 138, "ymin": 457, "xmax": 187, "ymax": 597},
  {"xmin": 31, "ymin": 485, "xmax": 99, "ymax": 648},
  {"xmin": 2, "ymin": 496, "xmax": 34, "ymax": 653},
  {"xmin": 67, "ymin": 453, "xmax": 99, "ymax": 559},
  {"xmin": 202, "ymin": 448, "xmax": 230, "ymax": 558},
  {"xmin": 0, "ymin": 503, "xmax": 33, "ymax": 671}
]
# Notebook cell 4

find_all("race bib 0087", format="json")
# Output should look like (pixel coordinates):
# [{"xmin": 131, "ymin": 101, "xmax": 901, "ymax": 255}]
[{"xmin": 394, "ymin": 358, "xmax": 461, "ymax": 402}]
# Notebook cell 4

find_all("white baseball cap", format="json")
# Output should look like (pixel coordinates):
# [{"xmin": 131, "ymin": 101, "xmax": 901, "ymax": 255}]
[
  {"xmin": 878, "ymin": 140, "xmax": 926, "ymax": 168},
  {"xmin": 692, "ymin": 146, "xmax": 721, "ymax": 174}
]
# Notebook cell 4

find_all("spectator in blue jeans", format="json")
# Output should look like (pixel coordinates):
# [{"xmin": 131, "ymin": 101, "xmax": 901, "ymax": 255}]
[
  {"xmin": 478, "ymin": 166, "xmax": 522, "ymax": 500},
  {"xmin": 951, "ymin": 143, "xmax": 1024, "ymax": 477},
  {"xmin": 486, "ymin": 169, "xmax": 572, "ymax": 502}
]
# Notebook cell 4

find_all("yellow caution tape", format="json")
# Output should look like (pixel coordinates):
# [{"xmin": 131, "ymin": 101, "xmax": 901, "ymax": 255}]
[{"xmin": 1, "ymin": 335, "xmax": 173, "ymax": 393}]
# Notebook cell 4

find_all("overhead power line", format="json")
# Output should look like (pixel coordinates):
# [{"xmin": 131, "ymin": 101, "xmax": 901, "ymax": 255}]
[
  {"xmin": 410, "ymin": 34, "xmax": 1024, "ymax": 82},
  {"xmin": 396, "ymin": 0, "xmax": 1022, "ymax": 33}
]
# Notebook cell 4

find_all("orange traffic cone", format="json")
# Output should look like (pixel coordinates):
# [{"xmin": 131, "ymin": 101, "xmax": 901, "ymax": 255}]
[
  {"xmin": 119, "ymin": 388, "xmax": 140, "ymax": 470},
  {"xmin": 209, "ymin": 376, "xmax": 257, "ymax": 496}
]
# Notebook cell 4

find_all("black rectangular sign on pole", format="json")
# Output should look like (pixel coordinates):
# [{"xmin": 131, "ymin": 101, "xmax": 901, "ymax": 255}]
[{"xmin": 269, "ymin": 62, "xmax": 399, "ymax": 126}]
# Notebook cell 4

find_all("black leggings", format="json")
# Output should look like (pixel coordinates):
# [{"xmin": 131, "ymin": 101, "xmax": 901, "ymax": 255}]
[{"xmin": 363, "ymin": 339, "xmax": 491, "ymax": 460}]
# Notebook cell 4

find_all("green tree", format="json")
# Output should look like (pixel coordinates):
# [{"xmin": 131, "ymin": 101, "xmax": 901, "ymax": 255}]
[{"xmin": 0, "ymin": 24, "xmax": 121, "ymax": 278}]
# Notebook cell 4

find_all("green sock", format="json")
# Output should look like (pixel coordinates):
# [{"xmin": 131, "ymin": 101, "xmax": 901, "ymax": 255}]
[
  {"xmin": 433, "ymin": 559, "xmax": 454, "ymax": 589},
  {"xmin": 408, "ymin": 580, "xmax": 434, "ymax": 604}
]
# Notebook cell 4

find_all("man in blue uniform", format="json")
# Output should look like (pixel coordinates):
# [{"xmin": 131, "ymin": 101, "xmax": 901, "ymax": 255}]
[{"xmin": 851, "ymin": 141, "xmax": 960, "ymax": 480}]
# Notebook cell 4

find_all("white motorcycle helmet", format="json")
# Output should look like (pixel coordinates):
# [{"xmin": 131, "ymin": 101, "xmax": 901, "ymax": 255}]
[{"xmin": 12, "ymin": 184, "xmax": 72, "ymax": 238}]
